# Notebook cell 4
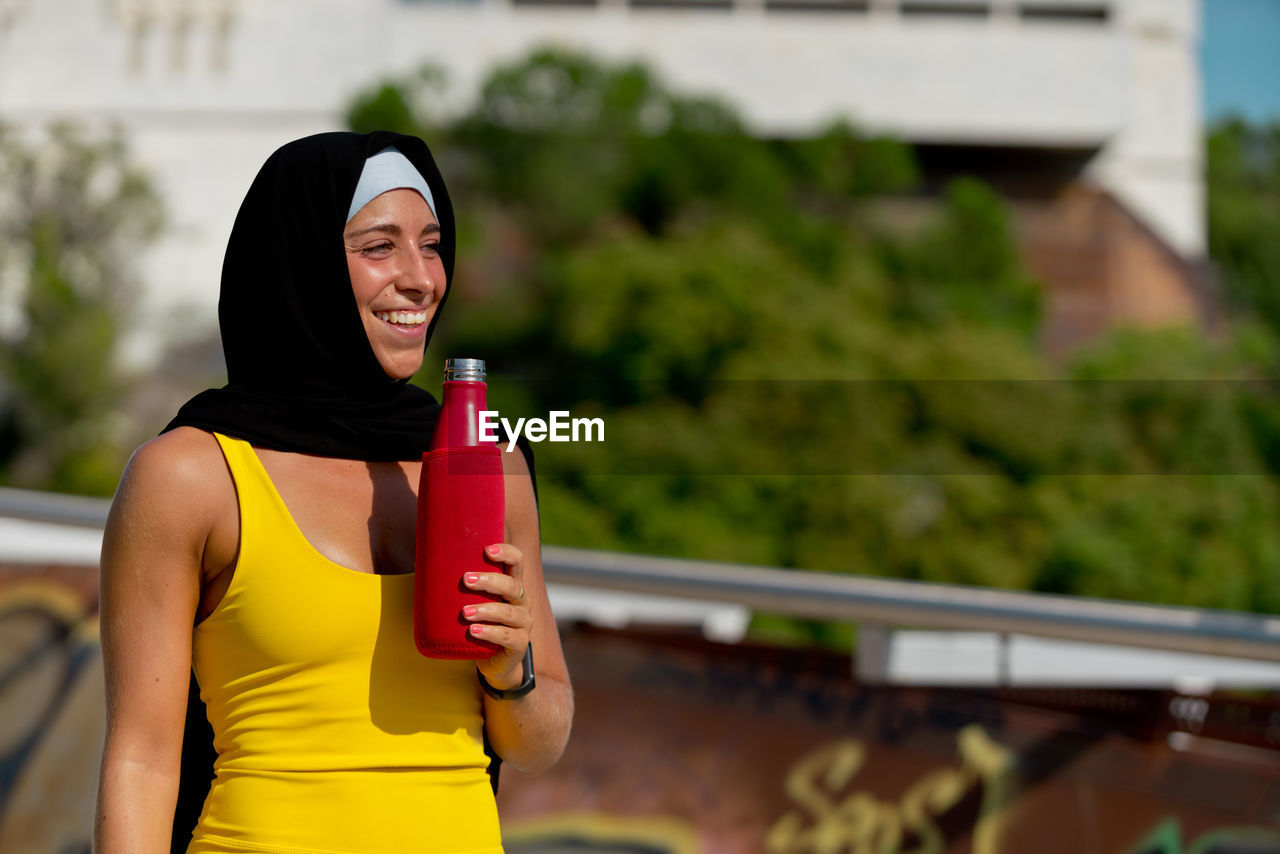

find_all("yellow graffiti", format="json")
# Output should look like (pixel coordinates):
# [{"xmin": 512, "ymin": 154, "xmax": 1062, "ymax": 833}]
[
  {"xmin": 767, "ymin": 725, "xmax": 1015, "ymax": 854},
  {"xmin": 503, "ymin": 812, "xmax": 701, "ymax": 854},
  {"xmin": 960, "ymin": 725, "xmax": 1016, "ymax": 854}
]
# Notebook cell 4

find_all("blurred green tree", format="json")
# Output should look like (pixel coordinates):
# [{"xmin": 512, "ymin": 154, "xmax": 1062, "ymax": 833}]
[
  {"xmin": 347, "ymin": 49, "xmax": 1280, "ymax": 626},
  {"xmin": 0, "ymin": 124, "xmax": 162, "ymax": 495},
  {"xmin": 1207, "ymin": 120, "xmax": 1280, "ymax": 337}
]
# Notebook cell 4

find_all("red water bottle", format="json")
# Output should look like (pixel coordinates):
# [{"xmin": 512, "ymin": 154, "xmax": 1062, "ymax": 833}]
[{"xmin": 414, "ymin": 358, "xmax": 506, "ymax": 659}]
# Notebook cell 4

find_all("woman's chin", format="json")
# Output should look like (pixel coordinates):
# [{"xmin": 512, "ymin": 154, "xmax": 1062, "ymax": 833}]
[{"xmin": 375, "ymin": 349, "xmax": 427, "ymax": 380}]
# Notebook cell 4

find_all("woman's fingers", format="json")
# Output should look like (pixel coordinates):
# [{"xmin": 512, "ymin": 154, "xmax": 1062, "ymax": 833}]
[
  {"xmin": 463, "ymin": 569, "xmax": 525, "ymax": 605},
  {"xmin": 462, "ymin": 602, "xmax": 532, "ymax": 630},
  {"xmin": 467, "ymin": 622, "xmax": 527, "ymax": 651},
  {"xmin": 467, "ymin": 543, "xmax": 532, "ymax": 683},
  {"xmin": 483, "ymin": 542, "xmax": 523, "ymax": 573},
  {"xmin": 464, "ymin": 543, "xmax": 532, "ymax": 636},
  {"xmin": 469, "ymin": 542, "xmax": 526, "ymax": 603}
]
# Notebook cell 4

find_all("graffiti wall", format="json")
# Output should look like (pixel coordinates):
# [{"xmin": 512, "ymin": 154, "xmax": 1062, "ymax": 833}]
[
  {"xmin": 3, "ymin": 563, "xmax": 1280, "ymax": 854},
  {"xmin": 497, "ymin": 627, "xmax": 1280, "ymax": 854},
  {"xmin": 0, "ymin": 565, "xmax": 101, "ymax": 854}
]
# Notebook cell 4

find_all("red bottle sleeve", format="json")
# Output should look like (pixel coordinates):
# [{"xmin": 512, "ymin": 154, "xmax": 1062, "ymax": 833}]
[{"xmin": 413, "ymin": 445, "xmax": 506, "ymax": 659}]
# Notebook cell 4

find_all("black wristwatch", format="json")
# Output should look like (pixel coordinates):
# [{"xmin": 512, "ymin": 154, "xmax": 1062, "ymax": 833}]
[{"xmin": 477, "ymin": 645, "xmax": 536, "ymax": 700}]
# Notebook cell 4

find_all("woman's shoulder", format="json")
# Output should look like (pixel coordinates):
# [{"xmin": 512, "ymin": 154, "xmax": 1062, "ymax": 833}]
[
  {"xmin": 125, "ymin": 427, "xmax": 227, "ymax": 484},
  {"xmin": 110, "ymin": 427, "xmax": 234, "ymax": 532}
]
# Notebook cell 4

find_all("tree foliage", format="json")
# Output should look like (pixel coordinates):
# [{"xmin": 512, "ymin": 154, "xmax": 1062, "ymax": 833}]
[
  {"xmin": 0, "ymin": 124, "xmax": 162, "ymax": 495},
  {"xmin": 1207, "ymin": 119, "xmax": 1280, "ymax": 338},
  {"xmin": 346, "ymin": 51, "xmax": 1280, "ymax": 624}
]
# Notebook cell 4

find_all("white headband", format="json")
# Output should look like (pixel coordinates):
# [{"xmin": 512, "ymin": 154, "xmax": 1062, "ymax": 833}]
[{"xmin": 345, "ymin": 146, "xmax": 437, "ymax": 224}]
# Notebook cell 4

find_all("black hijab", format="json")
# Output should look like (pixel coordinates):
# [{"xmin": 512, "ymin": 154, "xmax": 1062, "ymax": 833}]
[
  {"xmin": 165, "ymin": 132, "xmax": 507, "ymax": 851},
  {"xmin": 164, "ymin": 130, "xmax": 454, "ymax": 458}
]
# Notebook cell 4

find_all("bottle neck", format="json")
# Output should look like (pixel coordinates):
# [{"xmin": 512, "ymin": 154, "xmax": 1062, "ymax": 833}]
[{"xmin": 431, "ymin": 380, "xmax": 491, "ymax": 449}]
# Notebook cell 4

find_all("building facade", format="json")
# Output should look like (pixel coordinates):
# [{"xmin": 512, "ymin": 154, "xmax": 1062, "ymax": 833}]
[{"xmin": 0, "ymin": 0, "xmax": 1204, "ymax": 361}]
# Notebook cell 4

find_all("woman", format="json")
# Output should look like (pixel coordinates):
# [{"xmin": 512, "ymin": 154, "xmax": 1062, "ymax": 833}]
[{"xmin": 95, "ymin": 131, "xmax": 573, "ymax": 853}]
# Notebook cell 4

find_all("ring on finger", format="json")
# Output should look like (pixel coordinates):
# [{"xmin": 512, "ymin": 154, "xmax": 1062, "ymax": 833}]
[{"xmin": 513, "ymin": 582, "xmax": 526, "ymax": 604}]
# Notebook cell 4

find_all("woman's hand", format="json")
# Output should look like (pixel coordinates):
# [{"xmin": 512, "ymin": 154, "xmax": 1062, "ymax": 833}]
[{"xmin": 464, "ymin": 542, "xmax": 533, "ymax": 691}]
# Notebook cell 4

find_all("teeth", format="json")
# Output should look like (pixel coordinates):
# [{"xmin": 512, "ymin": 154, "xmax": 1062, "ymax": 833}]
[{"xmin": 376, "ymin": 310, "xmax": 427, "ymax": 326}]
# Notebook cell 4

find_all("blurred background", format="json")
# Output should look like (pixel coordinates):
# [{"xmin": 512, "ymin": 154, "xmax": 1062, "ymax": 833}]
[{"xmin": 2, "ymin": 0, "xmax": 1280, "ymax": 851}]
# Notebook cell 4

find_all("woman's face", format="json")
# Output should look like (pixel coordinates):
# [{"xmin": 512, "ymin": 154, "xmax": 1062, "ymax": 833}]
[{"xmin": 343, "ymin": 188, "xmax": 446, "ymax": 379}]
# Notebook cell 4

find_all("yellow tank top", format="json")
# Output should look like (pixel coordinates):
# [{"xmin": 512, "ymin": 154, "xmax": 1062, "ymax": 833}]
[{"xmin": 188, "ymin": 433, "xmax": 503, "ymax": 854}]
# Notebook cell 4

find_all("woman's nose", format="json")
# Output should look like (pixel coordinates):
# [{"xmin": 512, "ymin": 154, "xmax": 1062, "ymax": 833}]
[{"xmin": 397, "ymin": 251, "xmax": 435, "ymax": 295}]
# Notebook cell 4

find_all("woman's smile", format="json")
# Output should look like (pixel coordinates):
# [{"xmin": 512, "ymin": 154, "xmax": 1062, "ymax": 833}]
[{"xmin": 374, "ymin": 308, "xmax": 430, "ymax": 329}]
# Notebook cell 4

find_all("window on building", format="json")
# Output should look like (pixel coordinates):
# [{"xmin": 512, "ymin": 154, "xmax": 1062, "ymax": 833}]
[
  {"xmin": 630, "ymin": 0, "xmax": 733, "ymax": 11},
  {"xmin": 1018, "ymin": 3, "xmax": 1109, "ymax": 24},
  {"xmin": 510, "ymin": 0, "xmax": 597, "ymax": 7},
  {"xmin": 899, "ymin": 1, "xmax": 990, "ymax": 19},
  {"xmin": 764, "ymin": 0, "xmax": 870, "ymax": 15}
]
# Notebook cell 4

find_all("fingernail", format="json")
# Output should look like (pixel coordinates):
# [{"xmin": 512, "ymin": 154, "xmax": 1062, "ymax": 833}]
[
  {"xmin": 486, "ymin": 545, "xmax": 501, "ymax": 556},
  {"xmin": 463, "ymin": 605, "xmax": 477, "ymax": 618},
  {"xmin": 465, "ymin": 573, "xmax": 479, "ymax": 585},
  {"xmin": 470, "ymin": 624, "xmax": 484, "ymax": 635}
]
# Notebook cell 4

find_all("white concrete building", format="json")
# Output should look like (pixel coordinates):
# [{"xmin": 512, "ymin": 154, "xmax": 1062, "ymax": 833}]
[{"xmin": 0, "ymin": 0, "xmax": 1203, "ymax": 363}]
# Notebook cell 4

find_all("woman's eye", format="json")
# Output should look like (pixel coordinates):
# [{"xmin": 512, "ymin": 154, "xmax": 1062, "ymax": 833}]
[
  {"xmin": 420, "ymin": 242, "xmax": 440, "ymax": 255},
  {"xmin": 360, "ymin": 242, "xmax": 393, "ymax": 257}
]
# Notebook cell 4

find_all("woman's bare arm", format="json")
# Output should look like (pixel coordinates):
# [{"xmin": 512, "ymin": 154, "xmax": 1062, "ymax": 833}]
[
  {"xmin": 95, "ymin": 428, "xmax": 233, "ymax": 853},
  {"xmin": 465, "ymin": 447, "xmax": 573, "ymax": 775}
]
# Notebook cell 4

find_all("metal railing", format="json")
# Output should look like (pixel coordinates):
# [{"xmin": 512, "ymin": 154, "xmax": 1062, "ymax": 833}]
[
  {"xmin": 543, "ymin": 546, "xmax": 1280, "ymax": 663},
  {"xmin": 4, "ymin": 486, "xmax": 1278, "ymax": 664},
  {"xmin": 0, "ymin": 486, "xmax": 110, "ymax": 528}
]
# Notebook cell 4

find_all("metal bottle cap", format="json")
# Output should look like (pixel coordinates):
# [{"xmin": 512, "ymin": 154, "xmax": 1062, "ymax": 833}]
[{"xmin": 443, "ymin": 358, "xmax": 486, "ymax": 382}]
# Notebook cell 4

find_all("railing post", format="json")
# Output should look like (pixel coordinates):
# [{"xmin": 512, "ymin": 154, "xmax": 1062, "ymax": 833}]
[{"xmin": 856, "ymin": 622, "xmax": 891, "ymax": 684}]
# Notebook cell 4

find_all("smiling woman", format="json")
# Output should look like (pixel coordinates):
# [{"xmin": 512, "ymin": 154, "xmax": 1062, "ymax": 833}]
[{"xmin": 93, "ymin": 132, "xmax": 573, "ymax": 854}]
